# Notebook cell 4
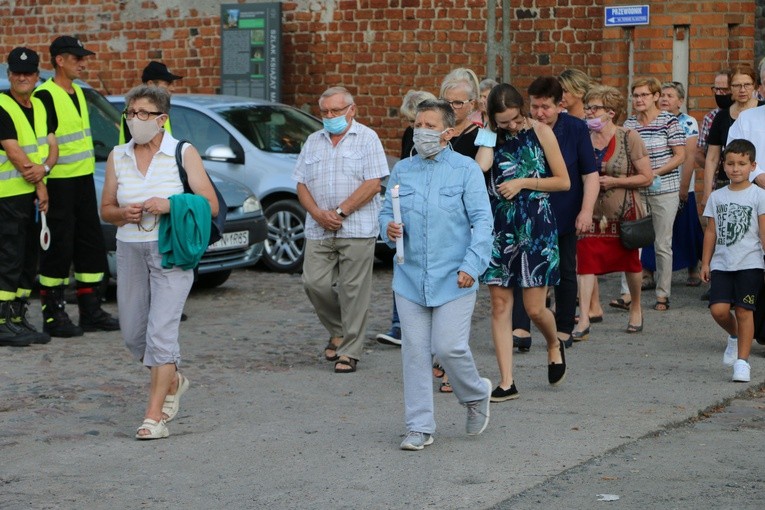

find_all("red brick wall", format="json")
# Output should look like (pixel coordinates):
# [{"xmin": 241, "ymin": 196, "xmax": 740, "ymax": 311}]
[{"xmin": 0, "ymin": 0, "xmax": 755, "ymax": 155}]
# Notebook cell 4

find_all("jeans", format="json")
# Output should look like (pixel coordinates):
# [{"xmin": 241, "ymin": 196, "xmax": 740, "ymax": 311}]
[
  {"xmin": 396, "ymin": 292, "xmax": 487, "ymax": 434},
  {"xmin": 512, "ymin": 231, "xmax": 577, "ymax": 336}
]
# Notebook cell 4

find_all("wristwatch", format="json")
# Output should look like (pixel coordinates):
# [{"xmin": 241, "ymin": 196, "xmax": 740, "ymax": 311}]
[
  {"xmin": 335, "ymin": 207, "xmax": 347, "ymax": 218},
  {"xmin": 43, "ymin": 164, "xmax": 51, "ymax": 176}
]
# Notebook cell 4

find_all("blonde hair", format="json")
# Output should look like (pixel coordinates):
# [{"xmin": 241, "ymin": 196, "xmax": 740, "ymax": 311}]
[
  {"xmin": 558, "ymin": 69, "xmax": 592, "ymax": 99},
  {"xmin": 400, "ymin": 89, "xmax": 437, "ymax": 122}
]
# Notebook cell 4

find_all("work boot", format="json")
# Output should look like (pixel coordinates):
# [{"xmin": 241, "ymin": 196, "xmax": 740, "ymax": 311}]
[
  {"xmin": 9, "ymin": 299, "xmax": 51, "ymax": 344},
  {"xmin": 0, "ymin": 301, "xmax": 35, "ymax": 347},
  {"xmin": 77, "ymin": 287, "xmax": 120, "ymax": 332},
  {"xmin": 40, "ymin": 286, "xmax": 84, "ymax": 338}
]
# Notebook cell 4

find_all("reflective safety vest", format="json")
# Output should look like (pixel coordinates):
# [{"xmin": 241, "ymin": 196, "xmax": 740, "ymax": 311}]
[
  {"xmin": 119, "ymin": 115, "xmax": 172, "ymax": 145},
  {"xmin": 0, "ymin": 94, "xmax": 49, "ymax": 198},
  {"xmin": 34, "ymin": 79, "xmax": 94, "ymax": 179}
]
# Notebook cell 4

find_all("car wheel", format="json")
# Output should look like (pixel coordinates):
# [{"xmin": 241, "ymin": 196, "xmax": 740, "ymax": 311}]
[
  {"xmin": 195, "ymin": 269, "xmax": 232, "ymax": 288},
  {"xmin": 262, "ymin": 199, "xmax": 306, "ymax": 273}
]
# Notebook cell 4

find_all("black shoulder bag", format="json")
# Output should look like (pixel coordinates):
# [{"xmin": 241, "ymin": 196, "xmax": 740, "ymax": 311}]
[
  {"xmin": 175, "ymin": 140, "xmax": 227, "ymax": 246},
  {"xmin": 618, "ymin": 130, "xmax": 655, "ymax": 250}
]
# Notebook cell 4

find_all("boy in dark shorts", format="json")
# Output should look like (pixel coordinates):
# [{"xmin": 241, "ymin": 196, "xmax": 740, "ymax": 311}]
[{"xmin": 701, "ymin": 139, "xmax": 765, "ymax": 382}]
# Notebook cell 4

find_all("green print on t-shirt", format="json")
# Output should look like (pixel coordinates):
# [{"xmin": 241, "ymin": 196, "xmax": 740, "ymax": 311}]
[{"xmin": 716, "ymin": 202, "xmax": 753, "ymax": 247}]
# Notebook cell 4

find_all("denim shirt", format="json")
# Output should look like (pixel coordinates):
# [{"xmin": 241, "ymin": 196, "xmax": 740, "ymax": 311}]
[{"xmin": 379, "ymin": 147, "xmax": 493, "ymax": 307}]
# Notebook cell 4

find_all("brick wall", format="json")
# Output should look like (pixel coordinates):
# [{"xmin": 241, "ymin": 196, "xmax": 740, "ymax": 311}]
[{"xmin": 0, "ymin": 0, "xmax": 756, "ymax": 155}]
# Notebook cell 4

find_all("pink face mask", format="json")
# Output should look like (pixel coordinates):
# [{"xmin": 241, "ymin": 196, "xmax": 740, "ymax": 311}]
[{"xmin": 586, "ymin": 117, "xmax": 606, "ymax": 132}]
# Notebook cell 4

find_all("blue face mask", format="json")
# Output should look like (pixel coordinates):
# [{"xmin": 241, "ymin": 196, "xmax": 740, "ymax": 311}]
[{"xmin": 323, "ymin": 115, "xmax": 349, "ymax": 135}]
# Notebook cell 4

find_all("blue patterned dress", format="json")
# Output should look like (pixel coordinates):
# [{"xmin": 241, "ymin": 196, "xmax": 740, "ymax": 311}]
[{"xmin": 480, "ymin": 126, "xmax": 560, "ymax": 288}]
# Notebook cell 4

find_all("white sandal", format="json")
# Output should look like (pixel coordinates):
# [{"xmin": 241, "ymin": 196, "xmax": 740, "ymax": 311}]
[
  {"xmin": 135, "ymin": 418, "xmax": 169, "ymax": 440},
  {"xmin": 162, "ymin": 372, "xmax": 190, "ymax": 422}
]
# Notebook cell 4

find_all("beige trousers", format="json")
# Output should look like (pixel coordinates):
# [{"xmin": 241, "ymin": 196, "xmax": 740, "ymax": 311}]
[{"xmin": 302, "ymin": 237, "xmax": 376, "ymax": 360}]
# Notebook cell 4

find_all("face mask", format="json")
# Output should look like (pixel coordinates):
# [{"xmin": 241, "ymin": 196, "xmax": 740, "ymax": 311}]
[
  {"xmin": 322, "ymin": 115, "xmax": 348, "ymax": 135},
  {"xmin": 127, "ymin": 117, "xmax": 163, "ymax": 145},
  {"xmin": 586, "ymin": 117, "xmax": 606, "ymax": 132},
  {"xmin": 715, "ymin": 94, "xmax": 733, "ymax": 110},
  {"xmin": 412, "ymin": 128, "xmax": 446, "ymax": 158}
]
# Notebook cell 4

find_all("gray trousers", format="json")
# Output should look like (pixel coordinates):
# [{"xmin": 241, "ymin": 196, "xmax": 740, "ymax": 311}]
[
  {"xmin": 396, "ymin": 292, "xmax": 487, "ymax": 434},
  {"xmin": 302, "ymin": 237, "xmax": 375, "ymax": 360},
  {"xmin": 117, "ymin": 241, "xmax": 194, "ymax": 367}
]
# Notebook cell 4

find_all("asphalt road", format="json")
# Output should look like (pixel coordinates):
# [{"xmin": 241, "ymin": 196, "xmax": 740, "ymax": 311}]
[{"xmin": 1, "ymin": 265, "xmax": 763, "ymax": 509}]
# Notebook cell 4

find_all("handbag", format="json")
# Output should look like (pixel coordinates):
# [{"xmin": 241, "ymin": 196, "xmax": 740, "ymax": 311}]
[
  {"xmin": 618, "ymin": 130, "xmax": 654, "ymax": 250},
  {"xmin": 175, "ymin": 139, "xmax": 227, "ymax": 246}
]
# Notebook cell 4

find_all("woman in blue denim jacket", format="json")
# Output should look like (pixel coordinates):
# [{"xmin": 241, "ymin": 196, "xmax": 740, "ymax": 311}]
[{"xmin": 379, "ymin": 99, "xmax": 494, "ymax": 451}]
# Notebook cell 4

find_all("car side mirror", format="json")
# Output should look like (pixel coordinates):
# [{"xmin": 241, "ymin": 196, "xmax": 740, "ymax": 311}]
[{"xmin": 205, "ymin": 144, "xmax": 238, "ymax": 162}]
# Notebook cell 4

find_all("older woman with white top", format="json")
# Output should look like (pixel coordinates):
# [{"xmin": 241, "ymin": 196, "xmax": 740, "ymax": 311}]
[{"xmin": 101, "ymin": 85, "xmax": 218, "ymax": 440}]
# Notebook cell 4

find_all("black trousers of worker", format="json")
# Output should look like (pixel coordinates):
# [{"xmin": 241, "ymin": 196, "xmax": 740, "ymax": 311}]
[
  {"xmin": 0, "ymin": 192, "xmax": 39, "ymax": 296},
  {"xmin": 38, "ymin": 174, "xmax": 108, "ymax": 284}
]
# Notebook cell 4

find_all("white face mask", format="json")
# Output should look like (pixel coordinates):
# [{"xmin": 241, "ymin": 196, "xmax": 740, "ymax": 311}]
[
  {"xmin": 127, "ymin": 116, "xmax": 163, "ymax": 145},
  {"xmin": 413, "ymin": 128, "xmax": 447, "ymax": 158}
]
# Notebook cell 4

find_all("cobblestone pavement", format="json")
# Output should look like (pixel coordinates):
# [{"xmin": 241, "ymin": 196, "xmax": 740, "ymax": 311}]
[{"xmin": 1, "ymin": 264, "xmax": 763, "ymax": 509}]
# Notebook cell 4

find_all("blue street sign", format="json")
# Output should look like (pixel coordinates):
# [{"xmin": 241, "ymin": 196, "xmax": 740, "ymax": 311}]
[{"xmin": 605, "ymin": 5, "xmax": 650, "ymax": 27}]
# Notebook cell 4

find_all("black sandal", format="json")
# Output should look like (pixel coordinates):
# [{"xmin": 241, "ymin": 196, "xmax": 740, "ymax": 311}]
[{"xmin": 334, "ymin": 357, "xmax": 357, "ymax": 373}]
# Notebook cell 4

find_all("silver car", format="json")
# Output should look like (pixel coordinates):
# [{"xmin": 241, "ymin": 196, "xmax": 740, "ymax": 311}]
[
  {"xmin": 109, "ymin": 94, "xmax": 396, "ymax": 273},
  {"xmin": 0, "ymin": 64, "xmax": 268, "ymax": 288}
]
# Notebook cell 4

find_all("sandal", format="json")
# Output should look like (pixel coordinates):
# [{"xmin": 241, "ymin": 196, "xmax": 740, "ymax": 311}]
[
  {"xmin": 609, "ymin": 298, "xmax": 631, "ymax": 311},
  {"xmin": 686, "ymin": 276, "xmax": 702, "ymax": 287},
  {"xmin": 135, "ymin": 418, "xmax": 169, "ymax": 440},
  {"xmin": 439, "ymin": 381, "xmax": 453, "ymax": 393},
  {"xmin": 162, "ymin": 372, "xmax": 190, "ymax": 422},
  {"xmin": 575, "ymin": 314, "xmax": 603, "ymax": 324},
  {"xmin": 653, "ymin": 299, "xmax": 670, "ymax": 311},
  {"xmin": 324, "ymin": 337, "xmax": 341, "ymax": 361},
  {"xmin": 334, "ymin": 356, "xmax": 357, "ymax": 373},
  {"xmin": 432, "ymin": 363, "xmax": 445, "ymax": 379}
]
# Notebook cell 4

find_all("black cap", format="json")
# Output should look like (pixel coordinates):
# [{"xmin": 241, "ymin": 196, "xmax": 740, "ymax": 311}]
[
  {"xmin": 7, "ymin": 47, "xmax": 39, "ymax": 73},
  {"xmin": 141, "ymin": 61, "xmax": 183, "ymax": 83},
  {"xmin": 50, "ymin": 36, "xmax": 95, "ymax": 58}
]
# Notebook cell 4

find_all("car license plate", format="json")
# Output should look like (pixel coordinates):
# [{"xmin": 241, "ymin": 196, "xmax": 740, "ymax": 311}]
[{"xmin": 208, "ymin": 231, "xmax": 249, "ymax": 251}]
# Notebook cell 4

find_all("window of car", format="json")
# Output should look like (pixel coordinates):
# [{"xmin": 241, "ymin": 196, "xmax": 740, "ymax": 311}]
[
  {"xmin": 214, "ymin": 105, "xmax": 321, "ymax": 154},
  {"xmin": 170, "ymin": 106, "xmax": 244, "ymax": 161},
  {"xmin": 83, "ymin": 88, "xmax": 120, "ymax": 161}
]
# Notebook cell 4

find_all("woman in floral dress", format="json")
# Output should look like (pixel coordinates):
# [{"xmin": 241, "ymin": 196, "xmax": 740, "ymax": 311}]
[{"xmin": 475, "ymin": 83, "xmax": 570, "ymax": 401}]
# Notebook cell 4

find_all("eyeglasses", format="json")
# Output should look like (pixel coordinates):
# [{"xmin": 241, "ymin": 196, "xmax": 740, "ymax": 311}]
[
  {"xmin": 710, "ymin": 87, "xmax": 730, "ymax": 94},
  {"xmin": 137, "ymin": 213, "xmax": 159, "ymax": 232},
  {"xmin": 730, "ymin": 82, "xmax": 755, "ymax": 90},
  {"xmin": 441, "ymin": 99, "xmax": 472, "ymax": 109},
  {"xmin": 631, "ymin": 92, "xmax": 654, "ymax": 100},
  {"xmin": 123, "ymin": 109, "xmax": 164, "ymax": 120},
  {"xmin": 319, "ymin": 104, "xmax": 353, "ymax": 117},
  {"xmin": 583, "ymin": 105, "xmax": 608, "ymax": 112}
]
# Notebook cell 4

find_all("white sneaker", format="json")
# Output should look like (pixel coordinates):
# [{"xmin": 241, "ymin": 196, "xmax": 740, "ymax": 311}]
[
  {"xmin": 723, "ymin": 336, "xmax": 738, "ymax": 366},
  {"xmin": 732, "ymin": 359, "xmax": 751, "ymax": 382}
]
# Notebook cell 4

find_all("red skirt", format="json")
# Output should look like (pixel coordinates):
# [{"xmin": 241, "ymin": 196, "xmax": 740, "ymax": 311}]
[{"xmin": 577, "ymin": 236, "xmax": 642, "ymax": 275}]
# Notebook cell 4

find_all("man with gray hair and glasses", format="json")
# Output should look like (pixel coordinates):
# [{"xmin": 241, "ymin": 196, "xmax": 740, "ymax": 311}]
[{"xmin": 293, "ymin": 86, "xmax": 389, "ymax": 373}]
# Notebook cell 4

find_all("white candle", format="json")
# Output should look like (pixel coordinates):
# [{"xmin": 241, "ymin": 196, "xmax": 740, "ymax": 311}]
[{"xmin": 391, "ymin": 184, "xmax": 404, "ymax": 264}]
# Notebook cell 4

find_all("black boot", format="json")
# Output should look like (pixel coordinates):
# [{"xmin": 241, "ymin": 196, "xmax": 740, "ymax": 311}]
[
  {"xmin": 0, "ymin": 301, "xmax": 35, "ymax": 347},
  {"xmin": 77, "ymin": 287, "xmax": 120, "ymax": 332},
  {"xmin": 40, "ymin": 286, "xmax": 84, "ymax": 338},
  {"xmin": 10, "ymin": 299, "xmax": 51, "ymax": 344}
]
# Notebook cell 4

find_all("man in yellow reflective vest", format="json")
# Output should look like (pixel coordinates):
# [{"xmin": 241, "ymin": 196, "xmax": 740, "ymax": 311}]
[
  {"xmin": 0, "ymin": 47, "xmax": 57, "ymax": 346},
  {"xmin": 118, "ymin": 61, "xmax": 180, "ymax": 144},
  {"xmin": 33, "ymin": 36, "xmax": 119, "ymax": 337}
]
